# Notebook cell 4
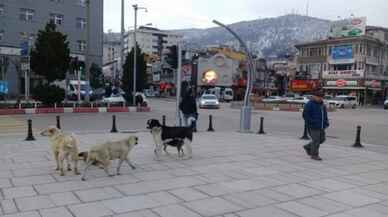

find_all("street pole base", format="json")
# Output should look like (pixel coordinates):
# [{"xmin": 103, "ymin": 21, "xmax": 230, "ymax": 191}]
[
  {"xmin": 300, "ymin": 135, "xmax": 310, "ymax": 140},
  {"xmin": 353, "ymin": 143, "xmax": 364, "ymax": 148}
]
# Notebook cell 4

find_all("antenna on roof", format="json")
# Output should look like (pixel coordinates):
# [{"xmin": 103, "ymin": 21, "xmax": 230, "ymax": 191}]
[{"xmin": 306, "ymin": 0, "xmax": 310, "ymax": 16}]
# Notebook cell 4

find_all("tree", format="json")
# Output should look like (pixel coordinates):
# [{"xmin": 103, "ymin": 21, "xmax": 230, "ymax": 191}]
[
  {"xmin": 30, "ymin": 21, "xmax": 71, "ymax": 83},
  {"xmin": 89, "ymin": 63, "xmax": 104, "ymax": 89},
  {"xmin": 121, "ymin": 44, "xmax": 147, "ymax": 97}
]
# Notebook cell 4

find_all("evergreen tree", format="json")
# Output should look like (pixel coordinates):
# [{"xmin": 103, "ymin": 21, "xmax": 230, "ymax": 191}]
[
  {"xmin": 89, "ymin": 63, "xmax": 104, "ymax": 89},
  {"xmin": 121, "ymin": 44, "xmax": 147, "ymax": 96}
]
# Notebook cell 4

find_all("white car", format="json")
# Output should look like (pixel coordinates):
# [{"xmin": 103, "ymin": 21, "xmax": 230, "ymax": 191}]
[
  {"xmin": 261, "ymin": 96, "xmax": 284, "ymax": 103},
  {"xmin": 384, "ymin": 99, "xmax": 388, "ymax": 110},
  {"xmin": 199, "ymin": 94, "xmax": 220, "ymax": 109},
  {"xmin": 328, "ymin": 95, "xmax": 357, "ymax": 109},
  {"xmin": 102, "ymin": 95, "xmax": 126, "ymax": 104}
]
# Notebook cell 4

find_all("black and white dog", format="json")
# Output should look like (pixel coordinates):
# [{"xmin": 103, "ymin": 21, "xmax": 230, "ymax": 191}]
[{"xmin": 146, "ymin": 119, "xmax": 193, "ymax": 159}]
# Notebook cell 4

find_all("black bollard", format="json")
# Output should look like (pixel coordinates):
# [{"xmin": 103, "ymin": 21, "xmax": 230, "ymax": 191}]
[
  {"xmin": 258, "ymin": 117, "xmax": 266, "ymax": 134},
  {"xmin": 300, "ymin": 123, "xmax": 310, "ymax": 140},
  {"xmin": 207, "ymin": 115, "xmax": 215, "ymax": 132},
  {"xmin": 25, "ymin": 119, "xmax": 35, "ymax": 141},
  {"xmin": 353, "ymin": 125, "xmax": 363, "ymax": 148},
  {"xmin": 56, "ymin": 116, "xmax": 61, "ymax": 129},
  {"xmin": 110, "ymin": 115, "xmax": 118, "ymax": 133},
  {"xmin": 162, "ymin": 115, "xmax": 166, "ymax": 126}
]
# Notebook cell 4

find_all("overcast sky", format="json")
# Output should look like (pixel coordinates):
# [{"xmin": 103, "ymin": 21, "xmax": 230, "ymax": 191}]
[{"xmin": 104, "ymin": 0, "xmax": 388, "ymax": 32}]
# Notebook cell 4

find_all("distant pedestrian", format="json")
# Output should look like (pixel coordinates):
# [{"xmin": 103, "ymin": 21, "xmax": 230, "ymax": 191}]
[
  {"xmin": 303, "ymin": 90, "xmax": 329, "ymax": 161},
  {"xmin": 179, "ymin": 89, "xmax": 198, "ymax": 130}
]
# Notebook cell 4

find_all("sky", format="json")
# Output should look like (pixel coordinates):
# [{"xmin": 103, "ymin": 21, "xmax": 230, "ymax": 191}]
[{"xmin": 104, "ymin": 0, "xmax": 388, "ymax": 32}]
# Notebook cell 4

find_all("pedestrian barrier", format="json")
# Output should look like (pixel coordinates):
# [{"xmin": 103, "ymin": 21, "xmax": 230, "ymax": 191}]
[
  {"xmin": 258, "ymin": 117, "xmax": 266, "ymax": 134},
  {"xmin": 25, "ymin": 119, "xmax": 35, "ymax": 141},
  {"xmin": 300, "ymin": 123, "xmax": 310, "ymax": 140},
  {"xmin": 207, "ymin": 115, "xmax": 215, "ymax": 132},
  {"xmin": 162, "ymin": 115, "xmax": 166, "ymax": 126},
  {"xmin": 110, "ymin": 115, "xmax": 118, "ymax": 133},
  {"xmin": 353, "ymin": 125, "xmax": 363, "ymax": 148},
  {"xmin": 56, "ymin": 116, "xmax": 61, "ymax": 129}
]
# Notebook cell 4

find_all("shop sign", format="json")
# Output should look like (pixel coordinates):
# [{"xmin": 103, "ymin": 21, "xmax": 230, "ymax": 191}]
[
  {"xmin": 326, "ymin": 80, "xmax": 358, "ymax": 87},
  {"xmin": 322, "ymin": 70, "xmax": 364, "ymax": 79},
  {"xmin": 365, "ymin": 80, "xmax": 382, "ymax": 88},
  {"xmin": 290, "ymin": 80, "xmax": 319, "ymax": 92}
]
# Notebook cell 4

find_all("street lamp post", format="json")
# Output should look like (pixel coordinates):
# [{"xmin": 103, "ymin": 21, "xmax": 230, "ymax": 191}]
[
  {"xmin": 213, "ymin": 20, "xmax": 254, "ymax": 133},
  {"xmin": 132, "ymin": 4, "xmax": 147, "ymax": 106},
  {"xmin": 85, "ymin": 0, "xmax": 91, "ymax": 102},
  {"xmin": 120, "ymin": 0, "xmax": 125, "ymax": 84}
]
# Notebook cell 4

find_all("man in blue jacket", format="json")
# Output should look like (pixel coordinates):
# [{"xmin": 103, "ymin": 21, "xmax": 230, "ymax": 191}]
[{"xmin": 303, "ymin": 90, "xmax": 329, "ymax": 161}]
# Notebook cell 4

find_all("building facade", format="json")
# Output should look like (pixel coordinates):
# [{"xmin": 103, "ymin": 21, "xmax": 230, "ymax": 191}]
[
  {"xmin": 0, "ymin": 0, "xmax": 103, "ymax": 96},
  {"xmin": 123, "ymin": 26, "xmax": 182, "ymax": 58},
  {"xmin": 103, "ymin": 32, "xmax": 121, "ymax": 82},
  {"xmin": 295, "ymin": 26, "xmax": 388, "ymax": 104}
]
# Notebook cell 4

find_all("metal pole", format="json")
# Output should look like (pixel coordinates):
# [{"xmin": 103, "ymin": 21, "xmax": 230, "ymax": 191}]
[
  {"xmin": 120, "ymin": 0, "xmax": 125, "ymax": 83},
  {"xmin": 132, "ymin": 5, "xmax": 138, "ymax": 106},
  {"xmin": 85, "ymin": 0, "xmax": 91, "ymax": 102},
  {"xmin": 176, "ymin": 43, "xmax": 182, "ymax": 126},
  {"xmin": 77, "ymin": 68, "xmax": 81, "ymax": 102},
  {"xmin": 24, "ymin": 69, "xmax": 28, "ymax": 101},
  {"xmin": 213, "ymin": 20, "xmax": 254, "ymax": 132}
]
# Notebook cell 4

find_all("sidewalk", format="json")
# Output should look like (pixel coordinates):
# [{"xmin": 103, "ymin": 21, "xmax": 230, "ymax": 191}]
[{"xmin": 1, "ymin": 131, "xmax": 388, "ymax": 217}]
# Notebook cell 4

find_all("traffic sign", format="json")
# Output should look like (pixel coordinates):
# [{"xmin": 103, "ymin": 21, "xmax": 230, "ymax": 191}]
[
  {"xmin": 20, "ymin": 41, "xmax": 29, "ymax": 56},
  {"xmin": 21, "ymin": 63, "xmax": 30, "ymax": 71}
]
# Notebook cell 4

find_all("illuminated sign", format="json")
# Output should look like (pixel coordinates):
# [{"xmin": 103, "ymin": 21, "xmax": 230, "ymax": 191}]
[
  {"xmin": 332, "ymin": 46, "xmax": 353, "ymax": 60},
  {"xmin": 202, "ymin": 70, "xmax": 218, "ymax": 85}
]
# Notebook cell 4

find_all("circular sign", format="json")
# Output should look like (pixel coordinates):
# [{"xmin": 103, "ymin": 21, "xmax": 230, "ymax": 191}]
[
  {"xmin": 336, "ymin": 79, "xmax": 347, "ymax": 87},
  {"xmin": 214, "ymin": 56, "xmax": 225, "ymax": 67},
  {"xmin": 351, "ymin": 18, "xmax": 362, "ymax": 25},
  {"xmin": 202, "ymin": 70, "xmax": 218, "ymax": 85}
]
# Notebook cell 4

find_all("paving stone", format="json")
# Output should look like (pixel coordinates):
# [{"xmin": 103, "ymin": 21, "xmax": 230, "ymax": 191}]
[
  {"xmin": 153, "ymin": 204, "xmax": 202, "ymax": 217},
  {"xmin": 15, "ymin": 195, "xmax": 56, "ymax": 211},
  {"xmin": 12, "ymin": 175, "xmax": 56, "ymax": 186},
  {"xmin": 49, "ymin": 192, "xmax": 81, "ymax": 206},
  {"xmin": 102, "ymin": 195, "xmax": 161, "ymax": 213},
  {"xmin": 222, "ymin": 190, "xmax": 277, "ymax": 208},
  {"xmin": 75, "ymin": 187, "xmax": 123, "ymax": 202},
  {"xmin": 35, "ymin": 180, "xmax": 89, "ymax": 194},
  {"xmin": 113, "ymin": 209, "xmax": 160, "ymax": 217},
  {"xmin": 342, "ymin": 207, "xmax": 388, "ymax": 217},
  {"xmin": 184, "ymin": 197, "xmax": 243, "ymax": 217},
  {"xmin": 0, "ymin": 178, "xmax": 12, "ymax": 188},
  {"xmin": 323, "ymin": 190, "xmax": 381, "ymax": 207},
  {"xmin": 3, "ymin": 186, "xmax": 37, "ymax": 199},
  {"xmin": 1, "ymin": 199, "xmax": 18, "ymax": 214},
  {"xmin": 238, "ymin": 206, "xmax": 299, "ymax": 217},
  {"xmin": 1, "ymin": 211, "xmax": 41, "ymax": 217},
  {"xmin": 272, "ymin": 183, "xmax": 323, "ymax": 198},
  {"xmin": 276, "ymin": 201, "xmax": 329, "ymax": 217},
  {"xmin": 39, "ymin": 207, "xmax": 73, "ymax": 217},
  {"xmin": 145, "ymin": 191, "xmax": 181, "ymax": 206},
  {"xmin": 298, "ymin": 196, "xmax": 351, "ymax": 213},
  {"xmin": 69, "ymin": 202, "xmax": 113, "ymax": 217},
  {"xmin": 169, "ymin": 187, "xmax": 209, "ymax": 201},
  {"xmin": 303, "ymin": 178, "xmax": 356, "ymax": 191}
]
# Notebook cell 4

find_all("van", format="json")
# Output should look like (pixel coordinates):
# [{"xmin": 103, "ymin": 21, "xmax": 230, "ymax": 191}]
[{"xmin": 223, "ymin": 88, "xmax": 234, "ymax": 102}]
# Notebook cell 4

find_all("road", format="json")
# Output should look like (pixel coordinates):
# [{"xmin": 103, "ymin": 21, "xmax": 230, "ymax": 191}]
[{"xmin": 2, "ymin": 98, "xmax": 388, "ymax": 147}]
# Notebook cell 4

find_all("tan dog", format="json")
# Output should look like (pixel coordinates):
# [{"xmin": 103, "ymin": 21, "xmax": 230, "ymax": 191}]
[
  {"xmin": 40, "ymin": 126, "xmax": 80, "ymax": 176},
  {"xmin": 81, "ymin": 136, "xmax": 138, "ymax": 181}
]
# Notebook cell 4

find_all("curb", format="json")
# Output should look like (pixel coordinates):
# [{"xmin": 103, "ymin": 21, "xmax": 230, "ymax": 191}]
[{"xmin": 0, "ymin": 106, "xmax": 151, "ymax": 115}]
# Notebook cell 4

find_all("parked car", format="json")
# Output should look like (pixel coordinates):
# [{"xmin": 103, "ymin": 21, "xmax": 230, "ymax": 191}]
[
  {"xmin": 199, "ymin": 94, "xmax": 220, "ymax": 109},
  {"xmin": 223, "ymin": 88, "xmax": 234, "ymax": 102},
  {"xmin": 384, "ymin": 99, "xmax": 388, "ymax": 110},
  {"xmin": 102, "ymin": 95, "xmax": 126, "ymax": 104},
  {"xmin": 328, "ymin": 95, "xmax": 357, "ymax": 109},
  {"xmin": 261, "ymin": 96, "xmax": 284, "ymax": 103}
]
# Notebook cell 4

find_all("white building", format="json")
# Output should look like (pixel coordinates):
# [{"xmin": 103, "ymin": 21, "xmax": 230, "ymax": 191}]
[{"xmin": 123, "ymin": 26, "xmax": 183, "ymax": 57}]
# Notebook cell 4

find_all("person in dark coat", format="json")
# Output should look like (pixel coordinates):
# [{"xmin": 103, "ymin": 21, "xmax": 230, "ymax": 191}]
[
  {"xmin": 303, "ymin": 90, "xmax": 329, "ymax": 161},
  {"xmin": 179, "ymin": 89, "xmax": 198, "ymax": 130}
]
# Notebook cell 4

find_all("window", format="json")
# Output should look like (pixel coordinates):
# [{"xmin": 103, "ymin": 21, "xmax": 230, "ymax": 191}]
[
  {"xmin": 0, "ymin": 30, "xmax": 4, "ymax": 41},
  {"xmin": 77, "ymin": 40, "xmax": 86, "ymax": 52},
  {"xmin": 50, "ymin": 13, "xmax": 64, "ymax": 25},
  {"xmin": 334, "ymin": 64, "xmax": 352, "ymax": 71},
  {"xmin": 0, "ymin": 4, "xmax": 4, "ymax": 16},
  {"xmin": 19, "ymin": 8, "xmax": 35, "ymax": 22},
  {"xmin": 76, "ymin": 18, "xmax": 87, "ymax": 29}
]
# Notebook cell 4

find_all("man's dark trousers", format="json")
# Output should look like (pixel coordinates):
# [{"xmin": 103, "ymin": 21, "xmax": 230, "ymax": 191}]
[{"xmin": 304, "ymin": 128, "xmax": 326, "ymax": 156}]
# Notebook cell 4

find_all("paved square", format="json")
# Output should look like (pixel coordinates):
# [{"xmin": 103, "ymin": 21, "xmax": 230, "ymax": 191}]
[{"xmin": 1, "ymin": 131, "xmax": 388, "ymax": 217}]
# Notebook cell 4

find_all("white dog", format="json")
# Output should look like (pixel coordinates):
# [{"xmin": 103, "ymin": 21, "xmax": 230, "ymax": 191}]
[
  {"xmin": 81, "ymin": 136, "xmax": 138, "ymax": 181},
  {"xmin": 40, "ymin": 126, "xmax": 80, "ymax": 176}
]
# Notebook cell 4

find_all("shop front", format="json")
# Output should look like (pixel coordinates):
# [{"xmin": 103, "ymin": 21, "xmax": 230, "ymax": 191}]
[{"xmin": 290, "ymin": 80, "xmax": 320, "ymax": 93}]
